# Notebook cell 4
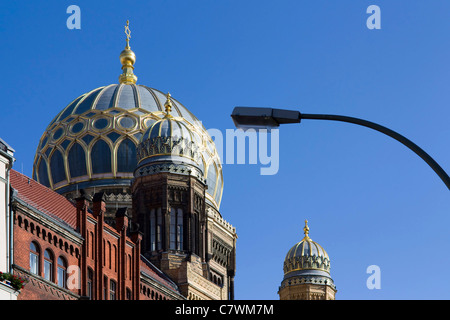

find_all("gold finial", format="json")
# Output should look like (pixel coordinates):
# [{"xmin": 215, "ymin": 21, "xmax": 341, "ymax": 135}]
[
  {"xmin": 119, "ymin": 20, "xmax": 137, "ymax": 84},
  {"xmin": 303, "ymin": 219, "xmax": 310, "ymax": 240},
  {"xmin": 164, "ymin": 92, "xmax": 173, "ymax": 115}
]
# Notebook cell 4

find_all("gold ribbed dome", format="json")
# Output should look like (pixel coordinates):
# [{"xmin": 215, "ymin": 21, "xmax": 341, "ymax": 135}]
[
  {"xmin": 32, "ymin": 21, "xmax": 224, "ymax": 210},
  {"xmin": 283, "ymin": 220, "xmax": 331, "ymax": 275}
]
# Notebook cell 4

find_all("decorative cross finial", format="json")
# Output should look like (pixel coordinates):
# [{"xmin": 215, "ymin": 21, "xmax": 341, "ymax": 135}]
[
  {"xmin": 125, "ymin": 20, "xmax": 131, "ymax": 48},
  {"xmin": 164, "ymin": 92, "xmax": 173, "ymax": 115},
  {"xmin": 119, "ymin": 20, "xmax": 137, "ymax": 84}
]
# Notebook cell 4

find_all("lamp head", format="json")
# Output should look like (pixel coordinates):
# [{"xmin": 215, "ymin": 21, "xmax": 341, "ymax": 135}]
[{"xmin": 231, "ymin": 107, "xmax": 301, "ymax": 129}]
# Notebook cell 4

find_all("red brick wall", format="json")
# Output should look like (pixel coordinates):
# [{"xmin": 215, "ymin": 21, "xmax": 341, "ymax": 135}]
[
  {"xmin": 13, "ymin": 193, "xmax": 176, "ymax": 300},
  {"xmin": 14, "ymin": 207, "xmax": 81, "ymax": 300}
]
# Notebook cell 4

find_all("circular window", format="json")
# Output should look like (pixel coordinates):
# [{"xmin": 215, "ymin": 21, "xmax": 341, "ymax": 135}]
[
  {"xmin": 93, "ymin": 118, "xmax": 109, "ymax": 130},
  {"xmin": 119, "ymin": 116, "xmax": 136, "ymax": 129},
  {"xmin": 71, "ymin": 121, "xmax": 85, "ymax": 134}
]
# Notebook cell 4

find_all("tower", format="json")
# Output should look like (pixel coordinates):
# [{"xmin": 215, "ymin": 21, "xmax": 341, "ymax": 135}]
[
  {"xmin": 278, "ymin": 220, "xmax": 336, "ymax": 300},
  {"xmin": 132, "ymin": 93, "xmax": 237, "ymax": 300}
]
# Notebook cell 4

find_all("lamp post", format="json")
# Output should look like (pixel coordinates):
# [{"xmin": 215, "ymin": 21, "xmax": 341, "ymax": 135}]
[{"xmin": 231, "ymin": 106, "xmax": 450, "ymax": 191}]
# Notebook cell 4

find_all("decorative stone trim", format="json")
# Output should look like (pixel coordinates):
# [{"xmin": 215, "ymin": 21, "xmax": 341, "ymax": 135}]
[
  {"xmin": 284, "ymin": 255, "xmax": 331, "ymax": 274},
  {"xmin": 137, "ymin": 136, "xmax": 201, "ymax": 164}
]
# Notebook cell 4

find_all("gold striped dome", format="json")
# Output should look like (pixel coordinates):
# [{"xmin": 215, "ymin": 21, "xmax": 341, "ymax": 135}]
[{"xmin": 283, "ymin": 220, "xmax": 331, "ymax": 275}]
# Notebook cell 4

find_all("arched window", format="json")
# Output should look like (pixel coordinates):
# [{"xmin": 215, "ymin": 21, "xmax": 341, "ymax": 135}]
[
  {"xmin": 44, "ymin": 249, "xmax": 54, "ymax": 282},
  {"xmin": 91, "ymin": 140, "xmax": 111, "ymax": 174},
  {"xmin": 57, "ymin": 257, "xmax": 67, "ymax": 288},
  {"xmin": 68, "ymin": 142, "xmax": 87, "ymax": 178},
  {"xmin": 50, "ymin": 149, "xmax": 66, "ymax": 184},
  {"xmin": 30, "ymin": 242, "xmax": 40, "ymax": 275},
  {"xmin": 117, "ymin": 138, "xmax": 136, "ymax": 172}
]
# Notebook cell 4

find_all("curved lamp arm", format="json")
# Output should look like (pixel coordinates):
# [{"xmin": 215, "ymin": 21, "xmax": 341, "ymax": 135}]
[
  {"xmin": 230, "ymin": 107, "xmax": 450, "ymax": 191},
  {"xmin": 301, "ymin": 113, "xmax": 450, "ymax": 191}
]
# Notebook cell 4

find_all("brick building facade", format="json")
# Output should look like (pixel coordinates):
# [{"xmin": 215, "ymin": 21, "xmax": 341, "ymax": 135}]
[{"xmin": 11, "ymin": 169, "xmax": 184, "ymax": 300}]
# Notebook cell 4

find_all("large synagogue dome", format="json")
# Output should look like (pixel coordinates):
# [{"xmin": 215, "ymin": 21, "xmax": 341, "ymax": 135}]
[{"xmin": 32, "ymin": 23, "xmax": 223, "ymax": 217}]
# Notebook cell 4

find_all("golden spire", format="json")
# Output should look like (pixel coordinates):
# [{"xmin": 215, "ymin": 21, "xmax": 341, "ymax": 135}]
[
  {"xmin": 119, "ymin": 20, "xmax": 138, "ymax": 84},
  {"xmin": 164, "ymin": 92, "xmax": 173, "ymax": 116},
  {"xmin": 302, "ymin": 219, "xmax": 311, "ymax": 240}
]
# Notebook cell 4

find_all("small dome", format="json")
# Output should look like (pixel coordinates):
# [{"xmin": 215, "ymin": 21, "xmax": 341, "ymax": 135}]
[
  {"xmin": 136, "ymin": 95, "xmax": 204, "ymax": 174},
  {"xmin": 279, "ymin": 220, "xmax": 337, "ymax": 299},
  {"xmin": 283, "ymin": 220, "xmax": 331, "ymax": 277}
]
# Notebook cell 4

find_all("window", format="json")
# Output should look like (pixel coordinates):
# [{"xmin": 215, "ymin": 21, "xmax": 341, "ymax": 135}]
[
  {"xmin": 30, "ymin": 242, "xmax": 40, "ymax": 275},
  {"xmin": 37, "ymin": 158, "xmax": 50, "ymax": 187},
  {"xmin": 57, "ymin": 257, "xmax": 67, "ymax": 288},
  {"xmin": 110, "ymin": 280, "xmax": 116, "ymax": 300},
  {"xmin": 44, "ymin": 250, "xmax": 54, "ymax": 282},
  {"xmin": 87, "ymin": 268, "xmax": 94, "ymax": 300},
  {"xmin": 68, "ymin": 143, "xmax": 87, "ymax": 178},
  {"xmin": 117, "ymin": 139, "xmax": 136, "ymax": 172},
  {"xmin": 170, "ymin": 208, "xmax": 176, "ymax": 250},
  {"xmin": 206, "ymin": 163, "xmax": 217, "ymax": 197},
  {"xmin": 150, "ymin": 208, "xmax": 163, "ymax": 251},
  {"xmin": 169, "ymin": 208, "xmax": 184, "ymax": 250},
  {"xmin": 91, "ymin": 140, "xmax": 111, "ymax": 174},
  {"xmin": 50, "ymin": 149, "xmax": 66, "ymax": 184},
  {"xmin": 177, "ymin": 208, "xmax": 183, "ymax": 251},
  {"xmin": 103, "ymin": 276, "xmax": 108, "ymax": 300},
  {"xmin": 156, "ymin": 208, "xmax": 162, "ymax": 250},
  {"xmin": 150, "ymin": 209, "xmax": 155, "ymax": 251},
  {"xmin": 126, "ymin": 288, "xmax": 132, "ymax": 300}
]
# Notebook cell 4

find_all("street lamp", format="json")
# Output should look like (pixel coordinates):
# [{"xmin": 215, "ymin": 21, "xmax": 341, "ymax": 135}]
[{"xmin": 231, "ymin": 106, "xmax": 450, "ymax": 190}]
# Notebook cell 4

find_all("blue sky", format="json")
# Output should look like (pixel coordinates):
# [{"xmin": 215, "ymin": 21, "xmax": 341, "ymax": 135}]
[{"xmin": 1, "ymin": 1, "xmax": 450, "ymax": 299}]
